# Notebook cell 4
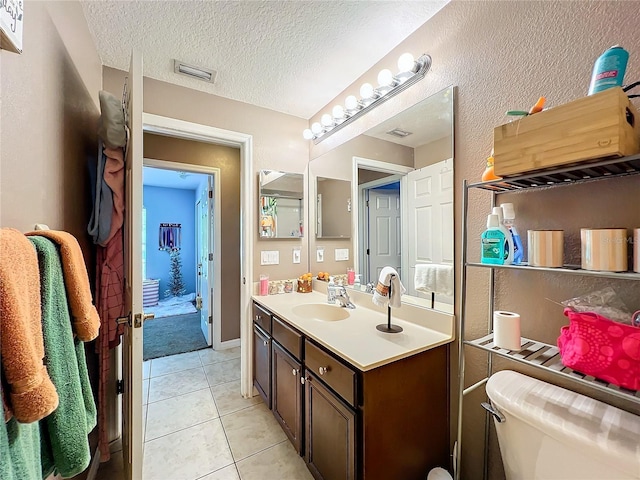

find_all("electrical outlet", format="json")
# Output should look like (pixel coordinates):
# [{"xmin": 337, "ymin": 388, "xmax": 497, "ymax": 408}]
[
  {"xmin": 316, "ymin": 247, "xmax": 324, "ymax": 263},
  {"xmin": 293, "ymin": 248, "xmax": 301, "ymax": 264}
]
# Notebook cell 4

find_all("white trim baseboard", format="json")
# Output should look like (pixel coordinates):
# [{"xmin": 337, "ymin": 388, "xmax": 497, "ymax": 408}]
[{"xmin": 217, "ymin": 338, "xmax": 241, "ymax": 349}]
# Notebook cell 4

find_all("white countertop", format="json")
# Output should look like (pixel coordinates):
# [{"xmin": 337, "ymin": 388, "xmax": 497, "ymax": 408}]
[{"xmin": 252, "ymin": 287, "xmax": 455, "ymax": 371}]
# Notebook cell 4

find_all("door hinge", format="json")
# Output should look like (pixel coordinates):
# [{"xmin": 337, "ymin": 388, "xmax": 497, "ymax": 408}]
[
  {"xmin": 208, "ymin": 190, "xmax": 213, "ymax": 198},
  {"xmin": 366, "ymin": 200, "xmax": 369, "ymax": 207},
  {"xmin": 208, "ymin": 315, "xmax": 213, "ymax": 324},
  {"xmin": 209, "ymin": 253, "xmax": 213, "ymax": 261},
  {"xmin": 116, "ymin": 379, "xmax": 124, "ymax": 395},
  {"xmin": 366, "ymin": 248, "xmax": 370, "ymax": 255}
]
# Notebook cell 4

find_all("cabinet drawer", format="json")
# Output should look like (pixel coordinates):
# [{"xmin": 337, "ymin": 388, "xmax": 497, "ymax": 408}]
[
  {"xmin": 305, "ymin": 340, "xmax": 356, "ymax": 407},
  {"xmin": 272, "ymin": 316, "xmax": 303, "ymax": 361},
  {"xmin": 253, "ymin": 302, "xmax": 272, "ymax": 334}
]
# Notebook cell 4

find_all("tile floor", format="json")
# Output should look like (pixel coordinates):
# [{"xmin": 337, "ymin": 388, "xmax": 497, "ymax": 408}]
[{"xmin": 136, "ymin": 347, "xmax": 313, "ymax": 480}]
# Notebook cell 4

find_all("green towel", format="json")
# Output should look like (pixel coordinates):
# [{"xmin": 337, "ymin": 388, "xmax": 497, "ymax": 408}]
[
  {"xmin": 0, "ymin": 381, "xmax": 42, "ymax": 480},
  {"xmin": 29, "ymin": 237, "xmax": 97, "ymax": 478}
]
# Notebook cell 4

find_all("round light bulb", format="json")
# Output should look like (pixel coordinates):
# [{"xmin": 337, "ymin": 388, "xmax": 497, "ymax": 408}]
[
  {"xmin": 377, "ymin": 69, "xmax": 394, "ymax": 87},
  {"xmin": 360, "ymin": 83, "xmax": 375, "ymax": 99},
  {"xmin": 397, "ymin": 53, "xmax": 416, "ymax": 73},
  {"xmin": 332, "ymin": 105, "xmax": 345, "ymax": 120},
  {"xmin": 303, "ymin": 129, "xmax": 313, "ymax": 140},
  {"xmin": 311, "ymin": 122, "xmax": 322, "ymax": 134},
  {"xmin": 345, "ymin": 95, "xmax": 359, "ymax": 111},
  {"xmin": 321, "ymin": 113, "xmax": 333, "ymax": 127}
]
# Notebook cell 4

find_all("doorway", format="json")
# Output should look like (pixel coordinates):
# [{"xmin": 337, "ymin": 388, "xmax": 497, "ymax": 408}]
[{"xmin": 141, "ymin": 163, "xmax": 218, "ymax": 361}]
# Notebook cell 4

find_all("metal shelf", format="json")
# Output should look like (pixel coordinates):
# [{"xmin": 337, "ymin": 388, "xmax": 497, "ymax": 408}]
[
  {"xmin": 466, "ymin": 262, "xmax": 640, "ymax": 281},
  {"xmin": 468, "ymin": 153, "xmax": 640, "ymax": 192},
  {"xmin": 465, "ymin": 334, "xmax": 640, "ymax": 405}
]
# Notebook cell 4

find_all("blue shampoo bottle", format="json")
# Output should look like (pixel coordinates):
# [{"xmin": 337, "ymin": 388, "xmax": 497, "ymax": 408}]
[{"xmin": 588, "ymin": 45, "xmax": 629, "ymax": 95}]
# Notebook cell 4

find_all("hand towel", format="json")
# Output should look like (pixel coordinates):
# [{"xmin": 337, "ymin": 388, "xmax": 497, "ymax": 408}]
[
  {"xmin": 25, "ymin": 230, "xmax": 100, "ymax": 342},
  {"xmin": 87, "ymin": 143, "xmax": 114, "ymax": 246},
  {"xmin": 372, "ymin": 266, "xmax": 406, "ymax": 308},
  {"xmin": 414, "ymin": 264, "xmax": 454, "ymax": 297},
  {"xmin": 102, "ymin": 145, "xmax": 125, "ymax": 245},
  {"xmin": 0, "ymin": 397, "xmax": 42, "ymax": 480},
  {"xmin": 0, "ymin": 228, "xmax": 59, "ymax": 424},
  {"xmin": 29, "ymin": 237, "xmax": 96, "ymax": 478}
]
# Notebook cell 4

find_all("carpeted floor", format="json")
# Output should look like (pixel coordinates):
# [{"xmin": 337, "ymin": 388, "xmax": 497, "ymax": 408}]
[{"xmin": 143, "ymin": 312, "xmax": 208, "ymax": 360}]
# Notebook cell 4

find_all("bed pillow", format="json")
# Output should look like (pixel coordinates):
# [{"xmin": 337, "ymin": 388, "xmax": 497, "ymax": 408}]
[{"xmin": 98, "ymin": 90, "xmax": 126, "ymax": 148}]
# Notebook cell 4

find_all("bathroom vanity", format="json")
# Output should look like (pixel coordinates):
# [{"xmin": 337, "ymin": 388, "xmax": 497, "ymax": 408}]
[{"xmin": 252, "ymin": 290, "xmax": 454, "ymax": 480}]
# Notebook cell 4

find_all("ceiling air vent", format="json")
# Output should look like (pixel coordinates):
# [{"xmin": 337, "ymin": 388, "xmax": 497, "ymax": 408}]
[
  {"xmin": 173, "ymin": 60, "xmax": 217, "ymax": 83},
  {"xmin": 386, "ymin": 128, "xmax": 413, "ymax": 138}
]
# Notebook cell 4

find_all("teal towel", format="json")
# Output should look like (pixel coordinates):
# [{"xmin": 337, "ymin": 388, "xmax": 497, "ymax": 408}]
[
  {"xmin": 29, "ymin": 237, "xmax": 97, "ymax": 478},
  {"xmin": 0, "ymin": 382, "xmax": 42, "ymax": 480}
]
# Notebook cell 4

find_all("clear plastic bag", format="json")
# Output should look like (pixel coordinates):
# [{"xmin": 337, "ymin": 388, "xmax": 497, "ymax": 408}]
[{"xmin": 561, "ymin": 287, "xmax": 632, "ymax": 324}]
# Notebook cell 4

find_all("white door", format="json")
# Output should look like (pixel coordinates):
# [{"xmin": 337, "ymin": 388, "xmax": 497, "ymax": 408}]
[
  {"xmin": 406, "ymin": 163, "xmax": 454, "ymax": 297},
  {"xmin": 122, "ymin": 50, "xmax": 144, "ymax": 480},
  {"xmin": 366, "ymin": 188, "xmax": 401, "ymax": 284},
  {"xmin": 195, "ymin": 180, "xmax": 212, "ymax": 345}
]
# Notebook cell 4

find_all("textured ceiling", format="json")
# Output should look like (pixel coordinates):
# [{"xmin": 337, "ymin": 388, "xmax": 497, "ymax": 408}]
[{"xmin": 80, "ymin": 1, "xmax": 448, "ymax": 119}]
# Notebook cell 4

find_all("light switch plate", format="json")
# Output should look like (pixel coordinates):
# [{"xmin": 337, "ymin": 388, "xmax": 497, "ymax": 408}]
[
  {"xmin": 335, "ymin": 248, "xmax": 349, "ymax": 261},
  {"xmin": 293, "ymin": 248, "xmax": 301, "ymax": 264},
  {"xmin": 316, "ymin": 247, "xmax": 324, "ymax": 263},
  {"xmin": 261, "ymin": 250, "xmax": 279, "ymax": 265}
]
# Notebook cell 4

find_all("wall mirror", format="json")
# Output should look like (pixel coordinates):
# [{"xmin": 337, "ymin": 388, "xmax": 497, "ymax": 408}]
[
  {"xmin": 316, "ymin": 177, "xmax": 351, "ymax": 238},
  {"xmin": 259, "ymin": 170, "xmax": 304, "ymax": 238},
  {"xmin": 308, "ymin": 85, "xmax": 455, "ymax": 313}
]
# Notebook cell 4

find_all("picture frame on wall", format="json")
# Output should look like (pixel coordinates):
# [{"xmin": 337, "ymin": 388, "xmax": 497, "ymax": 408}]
[{"xmin": 1, "ymin": 0, "xmax": 24, "ymax": 54}]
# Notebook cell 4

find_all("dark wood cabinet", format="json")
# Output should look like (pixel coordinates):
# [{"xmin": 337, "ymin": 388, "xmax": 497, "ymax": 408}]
[
  {"xmin": 305, "ymin": 371, "xmax": 356, "ymax": 480},
  {"xmin": 253, "ymin": 323, "xmax": 271, "ymax": 408},
  {"xmin": 252, "ymin": 301, "xmax": 449, "ymax": 480},
  {"xmin": 272, "ymin": 341, "xmax": 303, "ymax": 453}
]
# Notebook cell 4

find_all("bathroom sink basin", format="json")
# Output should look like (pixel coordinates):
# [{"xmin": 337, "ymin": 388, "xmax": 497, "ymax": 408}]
[{"xmin": 292, "ymin": 303, "xmax": 351, "ymax": 321}]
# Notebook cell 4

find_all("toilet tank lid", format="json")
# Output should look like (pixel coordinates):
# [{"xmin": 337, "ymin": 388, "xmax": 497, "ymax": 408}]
[{"xmin": 486, "ymin": 371, "xmax": 640, "ymax": 474}]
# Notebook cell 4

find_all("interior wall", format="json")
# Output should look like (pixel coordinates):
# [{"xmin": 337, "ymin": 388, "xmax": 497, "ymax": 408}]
[
  {"xmin": 308, "ymin": 2, "xmax": 640, "ymax": 478},
  {"xmin": 143, "ymin": 185, "xmax": 197, "ymax": 296},
  {"xmin": 1, "ymin": 0, "xmax": 101, "ymax": 258},
  {"xmin": 414, "ymin": 134, "xmax": 453, "ymax": 169},
  {"xmin": 143, "ymin": 134, "xmax": 241, "ymax": 342},
  {"xmin": 103, "ymin": 67, "xmax": 310, "ymax": 285}
]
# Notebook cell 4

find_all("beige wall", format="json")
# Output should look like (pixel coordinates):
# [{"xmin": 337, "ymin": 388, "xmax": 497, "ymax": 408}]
[
  {"xmin": 308, "ymin": 2, "xmax": 640, "ymax": 478},
  {"xmin": 103, "ymin": 67, "xmax": 310, "ymax": 285},
  {"xmin": 1, "ymin": 1, "xmax": 102, "ymax": 260},
  {"xmin": 414, "ymin": 134, "xmax": 453, "ymax": 169},
  {"xmin": 317, "ymin": 178, "xmax": 351, "ymax": 238},
  {"xmin": 144, "ymin": 134, "xmax": 241, "ymax": 342}
]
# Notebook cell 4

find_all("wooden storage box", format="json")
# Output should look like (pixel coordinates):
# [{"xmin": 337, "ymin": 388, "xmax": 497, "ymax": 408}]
[{"xmin": 494, "ymin": 87, "xmax": 640, "ymax": 176}]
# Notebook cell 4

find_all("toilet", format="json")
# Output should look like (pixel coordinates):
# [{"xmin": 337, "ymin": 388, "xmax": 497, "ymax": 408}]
[{"xmin": 486, "ymin": 370, "xmax": 640, "ymax": 480}]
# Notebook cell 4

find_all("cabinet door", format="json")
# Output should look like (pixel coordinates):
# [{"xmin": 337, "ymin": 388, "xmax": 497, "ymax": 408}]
[
  {"xmin": 272, "ymin": 342, "xmax": 303, "ymax": 453},
  {"xmin": 305, "ymin": 372, "xmax": 356, "ymax": 480},
  {"xmin": 253, "ymin": 324, "xmax": 271, "ymax": 408}
]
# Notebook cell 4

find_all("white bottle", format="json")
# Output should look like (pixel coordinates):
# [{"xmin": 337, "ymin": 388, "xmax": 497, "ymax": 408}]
[
  {"xmin": 327, "ymin": 276, "xmax": 336, "ymax": 304},
  {"xmin": 492, "ymin": 206, "xmax": 514, "ymax": 265}
]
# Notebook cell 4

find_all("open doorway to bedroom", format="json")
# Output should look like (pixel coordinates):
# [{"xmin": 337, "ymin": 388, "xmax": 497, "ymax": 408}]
[{"xmin": 142, "ymin": 165, "xmax": 216, "ymax": 361}]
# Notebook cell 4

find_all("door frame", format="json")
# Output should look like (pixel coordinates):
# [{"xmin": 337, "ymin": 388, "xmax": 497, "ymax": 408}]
[
  {"xmin": 142, "ymin": 113, "xmax": 253, "ymax": 398},
  {"xmin": 143, "ymin": 158, "xmax": 221, "ymax": 348},
  {"xmin": 351, "ymin": 156, "xmax": 412, "ymax": 282}
]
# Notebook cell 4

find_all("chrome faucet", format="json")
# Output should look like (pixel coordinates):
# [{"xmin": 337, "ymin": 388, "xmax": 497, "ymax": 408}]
[
  {"xmin": 335, "ymin": 286, "xmax": 356, "ymax": 309},
  {"xmin": 365, "ymin": 282, "xmax": 375, "ymax": 294}
]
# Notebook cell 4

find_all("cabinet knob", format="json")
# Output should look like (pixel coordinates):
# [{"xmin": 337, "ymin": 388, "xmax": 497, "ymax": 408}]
[
  {"xmin": 263, "ymin": 340, "xmax": 268, "ymax": 346},
  {"xmin": 318, "ymin": 366, "xmax": 329, "ymax": 376},
  {"xmin": 300, "ymin": 376, "xmax": 306, "ymax": 385},
  {"xmin": 292, "ymin": 368, "xmax": 298, "ymax": 376},
  {"xmin": 255, "ymin": 314, "xmax": 261, "ymax": 321}
]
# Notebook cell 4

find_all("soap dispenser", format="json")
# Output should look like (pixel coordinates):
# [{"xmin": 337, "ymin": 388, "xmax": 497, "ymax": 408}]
[{"xmin": 327, "ymin": 276, "xmax": 337, "ymax": 304}]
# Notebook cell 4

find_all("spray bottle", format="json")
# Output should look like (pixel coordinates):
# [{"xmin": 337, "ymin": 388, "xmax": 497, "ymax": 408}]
[
  {"xmin": 492, "ymin": 206, "xmax": 514, "ymax": 265},
  {"xmin": 588, "ymin": 45, "xmax": 629, "ymax": 95},
  {"xmin": 500, "ymin": 203, "xmax": 524, "ymax": 265}
]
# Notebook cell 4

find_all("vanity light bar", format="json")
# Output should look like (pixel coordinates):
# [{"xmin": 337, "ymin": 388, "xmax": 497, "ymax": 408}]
[{"xmin": 303, "ymin": 53, "xmax": 432, "ymax": 144}]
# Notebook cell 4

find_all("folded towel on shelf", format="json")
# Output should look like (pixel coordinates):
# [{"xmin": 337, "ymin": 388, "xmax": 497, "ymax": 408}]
[
  {"xmin": 29, "ymin": 237, "xmax": 96, "ymax": 478},
  {"xmin": 0, "ymin": 228, "xmax": 59, "ymax": 424},
  {"xmin": 26, "ymin": 230, "xmax": 100, "ymax": 342},
  {"xmin": 414, "ymin": 264, "xmax": 454, "ymax": 297},
  {"xmin": 372, "ymin": 266, "xmax": 406, "ymax": 308}
]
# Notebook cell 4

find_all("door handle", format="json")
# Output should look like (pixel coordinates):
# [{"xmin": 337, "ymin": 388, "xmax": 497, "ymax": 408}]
[{"xmin": 143, "ymin": 313, "xmax": 155, "ymax": 321}]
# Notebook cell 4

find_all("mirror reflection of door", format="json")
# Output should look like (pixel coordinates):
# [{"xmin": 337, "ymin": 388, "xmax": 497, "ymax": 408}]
[
  {"xmin": 361, "ymin": 179, "xmax": 401, "ymax": 284},
  {"xmin": 195, "ymin": 179, "xmax": 212, "ymax": 346}
]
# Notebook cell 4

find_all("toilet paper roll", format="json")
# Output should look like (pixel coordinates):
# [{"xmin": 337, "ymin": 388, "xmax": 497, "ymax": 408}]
[
  {"xmin": 581, "ymin": 228, "xmax": 628, "ymax": 272},
  {"xmin": 634, "ymin": 229, "xmax": 640, "ymax": 273},
  {"xmin": 493, "ymin": 311, "xmax": 521, "ymax": 351},
  {"xmin": 527, "ymin": 230, "xmax": 564, "ymax": 267}
]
